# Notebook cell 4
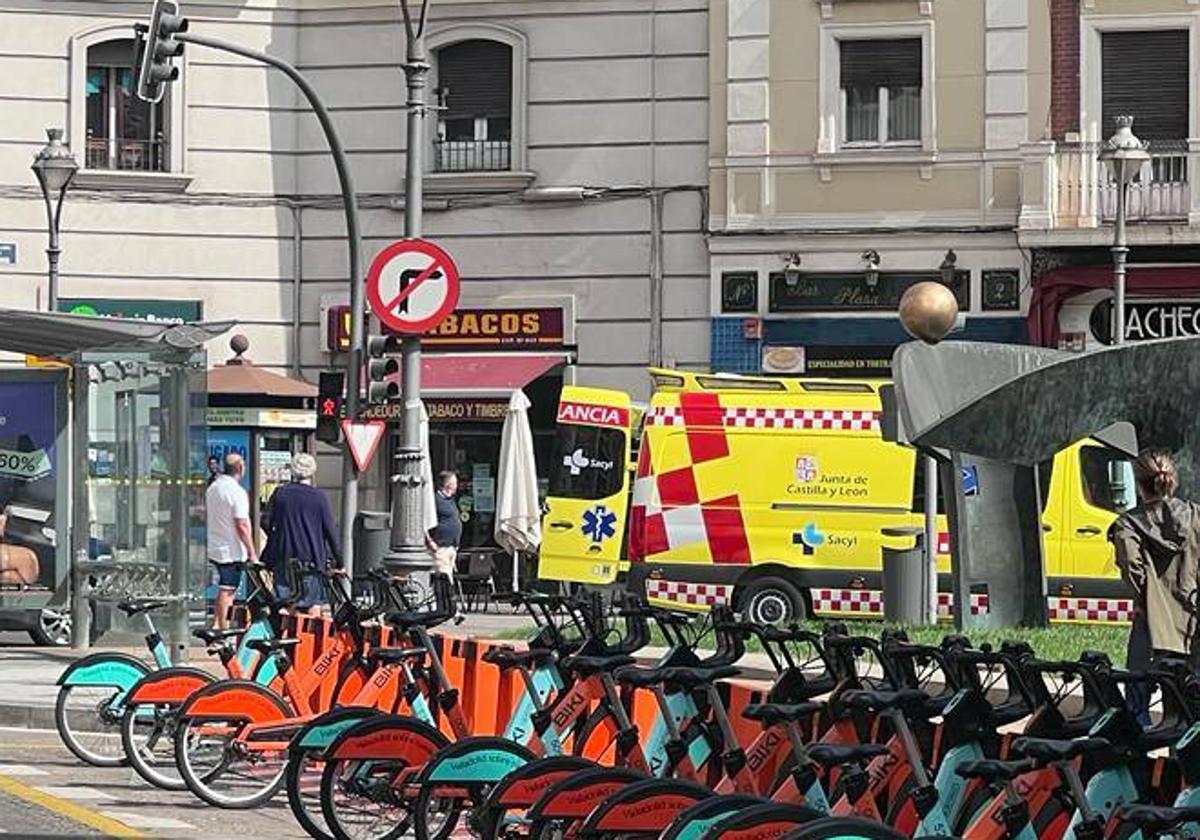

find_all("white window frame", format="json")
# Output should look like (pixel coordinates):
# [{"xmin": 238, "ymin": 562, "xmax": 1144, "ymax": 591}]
[
  {"xmin": 68, "ymin": 23, "xmax": 191, "ymax": 191},
  {"xmin": 427, "ymin": 23, "xmax": 530, "ymax": 184},
  {"xmin": 1079, "ymin": 13, "xmax": 1198, "ymax": 143},
  {"xmin": 818, "ymin": 21, "xmax": 936, "ymax": 155}
]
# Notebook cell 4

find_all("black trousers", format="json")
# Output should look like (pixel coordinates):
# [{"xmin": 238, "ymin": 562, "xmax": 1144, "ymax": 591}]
[{"xmin": 1125, "ymin": 613, "xmax": 1154, "ymax": 728}]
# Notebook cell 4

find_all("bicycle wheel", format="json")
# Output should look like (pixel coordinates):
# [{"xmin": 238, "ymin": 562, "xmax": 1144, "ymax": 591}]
[
  {"xmin": 320, "ymin": 757, "xmax": 411, "ymax": 840},
  {"xmin": 287, "ymin": 750, "xmax": 334, "ymax": 840},
  {"xmin": 175, "ymin": 716, "xmax": 287, "ymax": 809},
  {"xmin": 121, "ymin": 703, "xmax": 187, "ymax": 791},
  {"xmin": 778, "ymin": 816, "xmax": 909, "ymax": 840},
  {"xmin": 572, "ymin": 706, "xmax": 620, "ymax": 763},
  {"xmin": 412, "ymin": 783, "xmax": 467, "ymax": 840},
  {"xmin": 55, "ymin": 685, "xmax": 126, "ymax": 767}
]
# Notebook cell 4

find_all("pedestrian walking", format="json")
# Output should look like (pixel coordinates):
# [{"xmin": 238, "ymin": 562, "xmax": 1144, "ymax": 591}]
[
  {"xmin": 1109, "ymin": 449, "xmax": 1200, "ymax": 726},
  {"xmin": 261, "ymin": 452, "xmax": 342, "ymax": 615},
  {"xmin": 206, "ymin": 453, "xmax": 256, "ymax": 629},
  {"xmin": 427, "ymin": 470, "xmax": 462, "ymax": 577}
]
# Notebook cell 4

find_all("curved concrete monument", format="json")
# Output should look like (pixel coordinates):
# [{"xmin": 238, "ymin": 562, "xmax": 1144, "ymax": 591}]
[{"xmin": 885, "ymin": 336, "xmax": 1200, "ymax": 629}]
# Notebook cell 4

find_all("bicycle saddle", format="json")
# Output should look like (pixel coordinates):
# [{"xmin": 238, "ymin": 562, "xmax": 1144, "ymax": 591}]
[
  {"xmin": 806, "ymin": 743, "xmax": 890, "ymax": 768},
  {"xmin": 118, "ymin": 599, "xmax": 170, "ymax": 616},
  {"xmin": 192, "ymin": 627, "xmax": 244, "ymax": 645},
  {"xmin": 839, "ymin": 688, "xmax": 928, "ymax": 712},
  {"xmin": 560, "ymin": 653, "xmax": 636, "ymax": 675},
  {"xmin": 660, "ymin": 664, "xmax": 740, "ymax": 688},
  {"xmin": 956, "ymin": 758, "xmax": 1037, "ymax": 783},
  {"xmin": 483, "ymin": 646, "xmax": 556, "ymax": 669},
  {"xmin": 614, "ymin": 665, "xmax": 671, "ymax": 688},
  {"xmin": 1012, "ymin": 736, "xmax": 1109, "ymax": 763},
  {"xmin": 374, "ymin": 647, "xmax": 427, "ymax": 664},
  {"xmin": 384, "ymin": 609, "xmax": 449, "ymax": 630},
  {"xmin": 741, "ymin": 701, "xmax": 824, "ymax": 726},
  {"xmin": 246, "ymin": 637, "xmax": 302, "ymax": 654},
  {"xmin": 1112, "ymin": 804, "xmax": 1200, "ymax": 833}
]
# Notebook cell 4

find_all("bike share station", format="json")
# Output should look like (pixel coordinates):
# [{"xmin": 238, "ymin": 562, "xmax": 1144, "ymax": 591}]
[{"xmin": 0, "ymin": 307, "xmax": 228, "ymax": 656}]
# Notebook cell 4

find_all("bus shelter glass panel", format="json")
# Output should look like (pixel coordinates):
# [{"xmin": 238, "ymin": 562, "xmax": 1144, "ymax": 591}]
[{"xmin": 83, "ymin": 352, "xmax": 207, "ymax": 643}]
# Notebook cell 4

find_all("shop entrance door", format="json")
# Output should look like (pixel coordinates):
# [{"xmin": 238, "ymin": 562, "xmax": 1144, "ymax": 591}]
[{"xmin": 428, "ymin": 428, "xmax": 501, "ymax": 550}]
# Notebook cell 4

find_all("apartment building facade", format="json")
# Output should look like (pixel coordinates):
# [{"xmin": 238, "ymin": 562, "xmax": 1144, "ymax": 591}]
[
  {"xmin": 0, "ymin": 0, "xmax": 709, "ymax": 545},
  {"xmin": 708, "ymin": 0, "xmax": 1039, "ymax": 377}
]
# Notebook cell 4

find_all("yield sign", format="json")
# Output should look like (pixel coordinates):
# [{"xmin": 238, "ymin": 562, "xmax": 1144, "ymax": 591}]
[
  {"xmin": 365, "ymin": 239, "xmax": 460, "ymax": 334},
  {"xmin": 341, "ymin": 419, "xmax": 386, "ymax": 472}
]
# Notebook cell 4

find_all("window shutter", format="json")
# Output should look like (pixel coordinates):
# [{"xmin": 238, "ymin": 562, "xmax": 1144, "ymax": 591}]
[
  {"xmin": 840, "ymin": 39, "xmax": 922, "ymax": 89},
  {"xmin": 87, "ymin": 39, "xmax": 137, "ymax": 68},
  {"xmin": 1102, "ymin": 30, "xmax": 1189, "ymax": 141},
  {"xmin": 437, "ymin": 40, "xmax": 513, "ymax": 120}
]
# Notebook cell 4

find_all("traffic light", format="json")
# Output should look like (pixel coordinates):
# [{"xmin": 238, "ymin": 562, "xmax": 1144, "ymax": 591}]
[
  {"xmin": 137, "ymin": 0, "xmax": 188, "ymax": 104},
  {"xmin": 317, "ymin": 371, "xmax": 345, "ymax": 444},
  {"xmin": 366, "ymin": 336, "xmax": 399, "ymax": 404}
]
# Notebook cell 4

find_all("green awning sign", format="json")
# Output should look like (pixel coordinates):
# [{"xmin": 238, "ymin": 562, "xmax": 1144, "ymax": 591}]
[
  {"xmin": 0, "ymin": 447, "xmax": 52, "ymax": 481},
  {"xmin": 58, "ymin": 298, "xmax": 203, "ymax": 325}
]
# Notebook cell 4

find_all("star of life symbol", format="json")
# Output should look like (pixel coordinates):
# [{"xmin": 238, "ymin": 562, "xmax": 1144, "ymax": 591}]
[
  {"xmin": 795, "ymin": 455, "xmax": 818, "ymax": 483},
  {"xmin": 582, "ymin": 505, "xmax": 618, "ymax": 544},
  {"xmin": 563, "ymin": 448, "xmax": 589, "ymax": 476}
]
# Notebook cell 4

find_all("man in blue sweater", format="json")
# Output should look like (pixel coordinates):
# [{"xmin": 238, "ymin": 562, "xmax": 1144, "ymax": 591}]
[{"xmin": 262, "ymin": 452, "xmax": 342, "ymax": 613}]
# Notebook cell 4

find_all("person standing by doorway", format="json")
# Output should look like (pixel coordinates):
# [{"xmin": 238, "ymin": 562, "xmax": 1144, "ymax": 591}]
[
  {"xmin": 207, "ymin": 453, "xmax": 256, "ymax": 629},
  {"xmin": 262, "ymin": 453, "xmax": 341, "ymax": 615},
  {"xmin": 1109, "ymin": 449, "xmax": 1200, "ymax": 726},
  {"xmin": 427, "ymin": 471, "xmax": 462, "ymax": 578},
  {"xmin": 206, "ymin": 455, "xmax": 220, "ymax": 486}
]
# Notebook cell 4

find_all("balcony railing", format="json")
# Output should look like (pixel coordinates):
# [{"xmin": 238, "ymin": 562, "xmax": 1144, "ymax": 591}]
[
  {"xmin": 434, "ymin": 139, "xmax": 511, "ymax": 173},
  {"xmin": 1040, "ymin": 139, "xmax": 1191, "ymax": 228},
  {"xmin": 85, "ymin": 135, "xmax": 168, "ymax": 173}
]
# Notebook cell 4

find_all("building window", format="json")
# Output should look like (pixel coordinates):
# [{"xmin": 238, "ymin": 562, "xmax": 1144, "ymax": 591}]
[
  {"xmin": 85, "ymin": 40, "xmax": 168, "ymax": 172},
  {"xmin": 840, "ymin": 39, "xmax": 922, "ymax": 146},
  {"xmin": 1101, "ymin": 30, "xmax": 1189, "ymax": 143},
  {"xmin": 434, "ymin": 40, "xmax": 513, "ymax": 173}
]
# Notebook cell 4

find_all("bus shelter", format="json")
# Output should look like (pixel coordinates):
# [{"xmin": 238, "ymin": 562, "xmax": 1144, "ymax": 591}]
[{"xmin": 0, "ymin": 308, "xmax": 230, "ymax": 659}]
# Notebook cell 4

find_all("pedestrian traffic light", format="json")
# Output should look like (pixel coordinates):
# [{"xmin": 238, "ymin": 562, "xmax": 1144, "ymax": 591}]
[
  {"xmin": 317, "ymin": 370, "xmax": 345, "ymax": 444},
  {"xmin": 137, "ymin": 0, "xmax": 188, "ymax": 104},
  {"xmin": 366, "ymin": 335, "xmax": 400, "ymax": 404}
]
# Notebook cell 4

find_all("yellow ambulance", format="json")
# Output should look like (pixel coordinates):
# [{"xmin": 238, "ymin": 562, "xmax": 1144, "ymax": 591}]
[{"xmin": 538, "ymin": 369, "xmax": 1138, "ymax": 624}]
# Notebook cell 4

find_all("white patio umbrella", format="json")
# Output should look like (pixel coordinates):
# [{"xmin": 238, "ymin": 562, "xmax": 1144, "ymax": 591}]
[
  {"xmin": 494, "ymin": 390, "xmax": 541, "ymax": 592},
  {"xmin": 419, "ymin": 400, "xmax": 437, "ymax": 533}
]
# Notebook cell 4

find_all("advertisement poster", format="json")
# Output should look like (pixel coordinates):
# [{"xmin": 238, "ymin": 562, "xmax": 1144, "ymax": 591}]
[
  {"xmin": 258, "ymin": 448, "xmax": 293, "ymax": 506},
  {"xmin": 208, "ymin": 430, "xmax": 251, "ymax": 492},
  {"xmin": 0, "ymin": 380, "xmax": 58, "ymax": 587}
]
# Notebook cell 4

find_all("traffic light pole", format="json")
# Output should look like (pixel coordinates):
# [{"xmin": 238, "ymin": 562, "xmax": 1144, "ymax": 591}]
[
  {"xmin": 388, "ymin": 0, "xmax": 435, "ymax": 573},
  {"xmin": 175, "ymin": 31, "xmax": 365, "ymax": 572}
]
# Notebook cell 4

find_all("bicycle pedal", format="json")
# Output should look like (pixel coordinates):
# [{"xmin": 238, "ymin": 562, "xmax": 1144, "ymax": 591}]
[{"xmin": 1073, "ymin": 818, "xmax": 1105, "ymax": 840}]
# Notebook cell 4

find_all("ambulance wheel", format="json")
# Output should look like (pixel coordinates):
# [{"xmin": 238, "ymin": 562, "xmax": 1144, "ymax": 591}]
[{"xmin": 742, "ymin": 577, "xmax": 806, "ymax": 625}]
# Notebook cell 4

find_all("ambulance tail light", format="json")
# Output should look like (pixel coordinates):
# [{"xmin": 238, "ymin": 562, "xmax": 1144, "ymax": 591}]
[
  {"xmin": 651, "ymin": 372, "xmax": 686, "ymax": 391},
  {"xmin": 799, "ymin": 382, "xmax": 876, "ymax": 393},
  {"xmin": 695, "ymin": 375, "xmax": 786, "ymax": 392}
]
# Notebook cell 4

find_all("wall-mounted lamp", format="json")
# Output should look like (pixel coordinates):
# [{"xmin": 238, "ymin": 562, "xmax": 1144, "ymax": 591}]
[
  {"xmin": 939, "ymin": 249, "xmax": 958, "ymax": 285},
  {"xmin": 861, "ymin": 249, "xmax": 881, "ymax": 289},
  {"xmin": 781, "ymin": 253, "xmax": 802, "ymax": 287}
]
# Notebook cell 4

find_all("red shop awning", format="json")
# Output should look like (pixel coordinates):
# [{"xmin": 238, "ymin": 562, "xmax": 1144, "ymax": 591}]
[
  {"xmin": 406, "ymin": 352, "xmax": 570, "ymax": 397},
  {"xmin": 1029, "ymin": 264, "xmax": 1200, "ymax": 347}
]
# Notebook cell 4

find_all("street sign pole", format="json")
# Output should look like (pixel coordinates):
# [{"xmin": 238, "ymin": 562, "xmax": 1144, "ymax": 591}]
[{"xmin": 392, "ymin": 0, "xmax": 435, "ymax": 573}]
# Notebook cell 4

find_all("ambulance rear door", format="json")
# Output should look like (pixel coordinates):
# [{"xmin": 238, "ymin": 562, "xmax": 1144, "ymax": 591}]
[{"xmin": 537, "ymin": 386, "xmax": 634, "ymax": 585}]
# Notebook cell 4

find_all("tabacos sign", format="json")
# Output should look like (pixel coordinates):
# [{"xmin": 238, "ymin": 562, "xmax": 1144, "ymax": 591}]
[
  {"xmin": 557, "ymin": 401, "xmax": 629, "ymax": 429},
  {"xmin": 326, "ymin": 305, "xmax": 566, "ymax": 352}
]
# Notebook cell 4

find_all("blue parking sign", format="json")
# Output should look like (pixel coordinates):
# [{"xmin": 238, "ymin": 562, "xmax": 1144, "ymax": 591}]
[{"xmin": 961, "ymin": 466, "xmax": 979, "ymax": 497}]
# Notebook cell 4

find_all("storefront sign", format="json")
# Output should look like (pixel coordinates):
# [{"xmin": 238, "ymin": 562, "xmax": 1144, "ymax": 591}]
[
  {"xmin": 327, "ymin": 305, "xmax": 566, "ymax": 353},
  {"xmin": 207, "ymin": 407, "xmax": 315, "ymax": 429},
  {"xmin": 423, "ymin": 307, "xmax": 565, "ymax": 350},
  {"xmin": 768, "ymin": 272, "xmax": 968, "ymax": 313},
  {"xmin": 761, "ymin": 345, "xmax": 892, "ymax": 377},
  {"xmin": 59, "ymin": 298, "xmax": 203, "ymax": 324},
  {"xmin": 1090, "ymin": 299, "xmax": 1200, "ymax": 344},
  {"xmin": 359, "ymin": 399, "xmax": 509, "ymax": 423}
]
